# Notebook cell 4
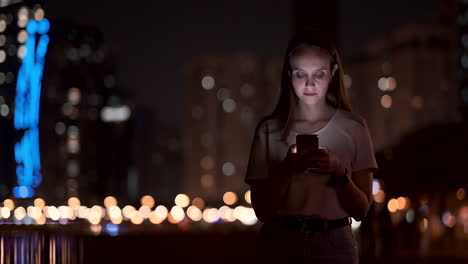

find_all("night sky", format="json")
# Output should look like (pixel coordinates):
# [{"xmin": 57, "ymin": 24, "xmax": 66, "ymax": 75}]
[{"xmin": 44, "ymin": 0, "xmax": 437, "ymax": 129}]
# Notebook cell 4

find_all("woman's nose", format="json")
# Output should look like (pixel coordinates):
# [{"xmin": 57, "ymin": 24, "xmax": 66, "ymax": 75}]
[{"xmin": 305, "ymin": 76, "xmax": 315, "ymax": 87}]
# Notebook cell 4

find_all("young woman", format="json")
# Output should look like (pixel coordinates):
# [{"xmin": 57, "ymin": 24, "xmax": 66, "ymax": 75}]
[{"xmin": 245, "ymin": 30, "xmax": 378, "ymax": 263}]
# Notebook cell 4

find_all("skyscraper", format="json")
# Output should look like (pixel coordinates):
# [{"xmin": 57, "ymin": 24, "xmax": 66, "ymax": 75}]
[{"xmin": 184, "ymin": 55, "xmax": 282, "ymax": 202}]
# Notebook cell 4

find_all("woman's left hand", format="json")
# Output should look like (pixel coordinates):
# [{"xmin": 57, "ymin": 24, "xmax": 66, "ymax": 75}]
[{"xmin": 301, "ymin": 147, "xmax": 346, "ymax": 179}]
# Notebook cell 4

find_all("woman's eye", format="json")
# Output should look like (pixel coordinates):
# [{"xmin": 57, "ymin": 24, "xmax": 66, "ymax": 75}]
[
  {"xmin": 295, "ymin": 72, "xmax": 306, "ymax": 79},
  {"xmin": 314, "ymin": 72, "xmax": 325, "ymax": 79}
]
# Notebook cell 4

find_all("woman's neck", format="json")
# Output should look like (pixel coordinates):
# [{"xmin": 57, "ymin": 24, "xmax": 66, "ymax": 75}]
[{"xmin": 295, "ymin": 100, "xmax": 334, "ymax": 122}]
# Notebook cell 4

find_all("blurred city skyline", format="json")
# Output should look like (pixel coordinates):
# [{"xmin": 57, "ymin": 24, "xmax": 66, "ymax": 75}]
[{"xmin": 44, "ymin": 0, "xmax": 438, "ymax": 129}]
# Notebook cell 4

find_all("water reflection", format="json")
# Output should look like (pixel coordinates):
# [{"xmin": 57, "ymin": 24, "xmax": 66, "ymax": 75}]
[{"xmin": 0, "ymin": 228, "xmax": 80, "ymax": 264}]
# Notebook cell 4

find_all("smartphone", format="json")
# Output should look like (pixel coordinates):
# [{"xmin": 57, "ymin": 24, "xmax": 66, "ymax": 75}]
[{"xmin": 296, "ymin": 134, "xmax": 319, "ymax": 154}]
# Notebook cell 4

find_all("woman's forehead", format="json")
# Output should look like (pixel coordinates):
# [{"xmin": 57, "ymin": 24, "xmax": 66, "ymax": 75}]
[{"xmin": 289, "ymin": 46, "xmax": 332, "ymax": 69}]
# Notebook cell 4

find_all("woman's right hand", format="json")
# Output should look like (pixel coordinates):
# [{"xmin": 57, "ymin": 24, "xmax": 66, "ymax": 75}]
[{"xmin": 282, "ymin": 144, "xmax": 308, "ymax": 174}]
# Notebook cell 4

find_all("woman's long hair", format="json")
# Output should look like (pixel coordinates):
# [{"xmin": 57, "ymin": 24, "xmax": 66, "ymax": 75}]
[{"xmin": 269, "ymin": 30, "xmax": 352, "ymax": 140}]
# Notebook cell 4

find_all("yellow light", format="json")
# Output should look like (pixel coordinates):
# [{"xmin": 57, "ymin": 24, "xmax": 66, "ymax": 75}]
[
  {"xmin": 139, "ymin": 206, "xmax": 151, "ymax": 219},
  {"xmin": 374, "ymin": 190, "xmax": 386, "ymax": 203},
  {"xmin": 380, "ymin": 95, "xmax": 392, "ymax": 109},
  {"xmin": 34, "ymin": 198, "xmax": 46, "ymax": 209},
  {"xmin": 0, "ymin": 207, "xmax": 10, "ymax": 218},
  {"xmin": 456, "ymin": 188, "xmax": 466, "ymax": 200},
  {"xmin": 68, "ymin": 197, "xmax": 80, "ymax": 208},
  {"xmin": 175, "ymin": 194, "xmax": 190, "ymax": 208},
  {"xmin": 245, "ymin": 190, "xmax": 251, "ymax": 204},
  {"xmin": 14, "ymin": 207, "xmax": 26, "ymax": 221},
  {"xmin": 77, "ymin": 206, "xmax": 90, "ymax": 219},
  {"xmin": 104, "ymin": 196, "xmax": 118, "ymax": 208},
  {"xmin": 192, "ymin": 197, "xmax": 205, "ymax": 209},
  {"xmin": 219, "ymin": 206, "xmax": 235, "ymax": 222},
  {"xmin": 170, "ymin": 206, "xmax": 185, "ymax": 222},
  {"xmin": 387, "ymin": 199, "xmax": 398, "ymax": 213},
  {"xmin": 36, "ymin": 214, "xmax": 46, "ymax": 225},
  {"xmin": 4, "ymin": 199, "xmax": 14, "ymax": 210},
  {"xmin": 130, "ymin": 211, "xmax": 144, "ymax": 224},
  {"xmin": 28, "ymin": 206, "xmax": 42, "ymax": 220},
  {"xmin": 186, "ymin": 205, "xmax": 202, "ymax": 222},
  {"xmin": 108, "ymin": 206, "xmax": 122, "ymax": 219},
  {"xmin": 140, "ymin": 195, "xmax": 155, "ymax": 208},
  {"xmin": 155, "ymin": 205, "xmax": 168, "ymax": 219},
  {"xmin": 110, "ymin": 215, "xmax": 123, "ymax": 225},
  {"xmin": 387, "ymin": 77, "xmax": 397, "ymax": 91},
  {"xmin": 149, "ymin": 211, "xmax": 164, "ymax": 224},
  {"xmin": 397, "ymin": 197, "xmax": 410, "ymax": 210},
  {"xmin": 202, "ymin": 208, "xmax": 220, "ymax": 223},
  {"xmin": 223, "ymin": 192, "xmax": 238, "ymax": 206},
  {"xmin": 47, "ymin": 206, "xmax": 60, "ymax": 221},
  {"xmin": 87, "ymin": 205, "xmax": 103, "ymax": 224},
  {"xmin": 233, "ymin": 206, "xmax": 258, "ymax": 225},
  {"xmin": 122, "ymin": 205, "xmax": 136, "ymax": 219}
]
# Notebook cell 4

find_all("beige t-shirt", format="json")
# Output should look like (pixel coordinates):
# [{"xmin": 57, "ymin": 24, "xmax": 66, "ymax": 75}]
[{"xmin": 245, "ymin": 109, "xmax": 378, "ymax": 220}]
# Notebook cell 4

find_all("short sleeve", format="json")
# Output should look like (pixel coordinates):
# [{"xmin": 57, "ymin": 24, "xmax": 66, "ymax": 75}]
[
  {"xmin": 244, "ymin": 122, "xmax": 270, "ymax": 184},
  {"xmin": 352, "ymin": 120, "xmax": 378, "ymax": 173}
]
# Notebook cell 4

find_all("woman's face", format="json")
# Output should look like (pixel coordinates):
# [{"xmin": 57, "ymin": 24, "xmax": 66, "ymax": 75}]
[{"xmin": 289, "ymin": 45, "xmax": 337, "ymax": 107}]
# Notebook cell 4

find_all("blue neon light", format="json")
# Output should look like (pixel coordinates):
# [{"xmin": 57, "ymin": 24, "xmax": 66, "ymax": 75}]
[{"xmin": 13, "ymin": 18, "xmax": 50, "ymax": 198}]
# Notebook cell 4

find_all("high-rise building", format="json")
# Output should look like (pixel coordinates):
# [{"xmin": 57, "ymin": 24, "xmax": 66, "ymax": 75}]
[
  {"xmin": 184, "ymin": 55, "xmax": 282, "ymax": 202},
  {"xmin": 0, "ymin": 0, "xmax": 48, "ymax": 199},
  {"xmin": 344, "ymin": 5, "xmax": 459, "ymax": 151}
]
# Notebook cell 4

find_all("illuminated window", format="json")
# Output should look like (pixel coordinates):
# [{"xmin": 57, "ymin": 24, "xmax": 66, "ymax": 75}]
[
  {"xmin": 222, "ymin": 98, "xmax": 236, "ymax": 113},
  {"xmin": 380, "ymin": 95, "xmax": 392, "ymax": 108},
  {"xmin": 216, "ymin": 88, "xmax": 231, "ymax": 101},
  {"xmin": 222, "ymin": 162, "xmax": 235, "ymax": 176},
  {"xmin": 201, "ymin": 75, "xmax": 215, "ymax": 90},
  {"xmin": 0, "ymin": 50, "xmax": 5, "ymax": 63}
]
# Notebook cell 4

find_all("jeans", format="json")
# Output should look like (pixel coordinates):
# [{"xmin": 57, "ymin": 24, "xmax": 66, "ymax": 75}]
[{"xmin": 255, "ymin": 221, "xmax": 359, "ymax": 264}]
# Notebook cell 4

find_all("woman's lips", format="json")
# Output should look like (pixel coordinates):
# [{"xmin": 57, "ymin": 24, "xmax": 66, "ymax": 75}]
[{"xmin": 304, "ymin": 92, "xmax": 317, "ymax": 96}]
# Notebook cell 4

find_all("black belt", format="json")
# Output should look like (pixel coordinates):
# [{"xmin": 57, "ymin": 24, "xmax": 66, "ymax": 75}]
[{"xmin": 267, "ymin": 216, "xmax": 351, "ymax": 232}]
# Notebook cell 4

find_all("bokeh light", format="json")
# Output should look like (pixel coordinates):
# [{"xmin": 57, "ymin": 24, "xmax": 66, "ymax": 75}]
[
  {"xmin": 67, "ymin": 197, "xmax": 80, "ymax": 208},
  {"xmin": 34, "ymin": 198, "xmax": 46, "ymax": 209},
  {"xmin": 202, "ymin": 208, "xmax": 220, "ymax": 223},
  {"xmin": 201, "ymin": 76, "xmax": 215, "ymax": 90},
  {"xmin": 169, "ymin": 206, "xmax": 185, "ymax": 223},
  {"xmin": 139, "ymin": 206, "xmax": 151, "ymax": 219},
  {"xmin": 4, "ymin": 199, "xmax": 15, "ymax": 210},
  {"xmin": 122, "ymin": 205, "xmax": 136, "ymax": 220},
  {"xmin": 14, "ymin": 207, "xmax": 26, "ymax": 221},
  {"xmin": 186, "ymin": 205, "xmax": 202, "ymax": 222},
  {"xmin": 175, "ymin": 194, "xmax": 190, "ymax": 208},
  {"xmin": 140, "ymin": 195, "xmax": 155, "ymax": 208},
  {"xmin": 104, "ymin": 196, "xmax": 117, "ymax": 208},
  {"xmin": 387, "ymin": 198, "xmax": 398, "ymax": 213},
  {"xmin": 130, "ymin": 211, "xmax": 144, "ymax": 224},
  {"xmin": 192, "ymin": 197, "xmax": 205, "ymax": 209},
  {"xmin": 223, "ymin": 192, "xmax": 238, "ymax": 205},
  {"xmin": 374, "ymin": 190, "xmax": 386, "ymax": 203},
  {"xmin": 380, "ymin": 95, "xmax": 392, "ymax": 109}
]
